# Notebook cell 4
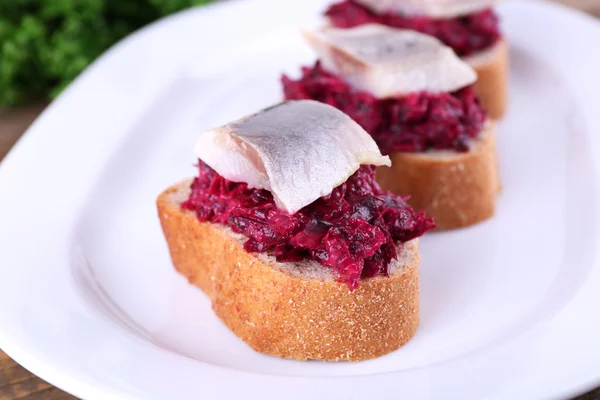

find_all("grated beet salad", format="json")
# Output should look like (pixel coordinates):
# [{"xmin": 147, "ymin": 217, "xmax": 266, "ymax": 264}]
[
  {"xmin": 325, "ymin": 0, "xmax": 500, "ymax": 57},
  {"xmin": 183, "ymin": 162, "xmax": 434, "ymax": 290},
  {"xmin": 282, "ymin": 62, "xmax": 487, "ymax": 154}
]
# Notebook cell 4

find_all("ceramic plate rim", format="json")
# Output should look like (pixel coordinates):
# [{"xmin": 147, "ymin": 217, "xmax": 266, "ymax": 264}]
[{"xmin": 1, "ymin": 0, "xmax": 600, "ymax": 399}]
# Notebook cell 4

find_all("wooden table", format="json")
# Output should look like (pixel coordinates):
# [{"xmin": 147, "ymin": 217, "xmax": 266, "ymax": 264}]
[
  {"xmin": 2, "ymin": 1, "xmax": 600, "ymax": 398},
  {"xmin": 0, "ymin": 105, "xmax": 78, "ymax": 399}
]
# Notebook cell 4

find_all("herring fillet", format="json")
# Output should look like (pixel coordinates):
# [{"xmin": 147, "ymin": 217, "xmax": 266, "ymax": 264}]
[
  {"xmin": 194, "ymin": 100, "xmax": 391, "ymax": 214},
  {"xmin": 303, "ymin": 24, "xmax": 477, "ymax": 98},
  {"xmin": 353, "ymin": 0, "xmax": 499, "ymax": 19}
]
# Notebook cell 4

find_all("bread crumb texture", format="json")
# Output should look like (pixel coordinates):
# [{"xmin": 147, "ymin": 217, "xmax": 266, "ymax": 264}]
[{"xmin": 157, "ymin": 182, "xmax": 421, "ymax": 361}]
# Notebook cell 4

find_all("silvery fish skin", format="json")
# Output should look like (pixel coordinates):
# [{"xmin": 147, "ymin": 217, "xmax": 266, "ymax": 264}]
[
  {"xmin": 303, "ymin": 24, "xmax": 477, "ymax": 98},
  {"xmin": 354, "ymin": 0, "xmax": 499, "ymax": 19},
  {"xmin": 194, "ymin": 100, "xmax": 391, "ymax": 214}
]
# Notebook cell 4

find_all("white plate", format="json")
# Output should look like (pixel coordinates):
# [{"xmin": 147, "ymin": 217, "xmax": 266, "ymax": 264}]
[{"xmin": 1, "ymin": 0, "xmax": 600, "ymax": 399}]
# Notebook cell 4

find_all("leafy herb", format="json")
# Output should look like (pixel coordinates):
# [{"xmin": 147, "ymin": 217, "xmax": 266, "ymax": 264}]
[{"xmin": 0, "ymin": 0, "xmax": 216, "ymax": 106}]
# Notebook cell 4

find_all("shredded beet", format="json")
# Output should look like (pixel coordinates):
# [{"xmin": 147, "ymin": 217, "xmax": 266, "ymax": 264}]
[
  {"xmin": 282, "ymin": 62, "xmax": 486, "ymax": 154},
  {"xmin": 183, "ymin": 163, "xmax": 434, "ymax": 290},
  {"xmin": 325, "ymin": 0, "xmax": 500, "ymax": 57}
]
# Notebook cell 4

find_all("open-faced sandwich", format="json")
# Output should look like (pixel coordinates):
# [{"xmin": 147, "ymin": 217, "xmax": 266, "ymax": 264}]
[
  {"xmin": 324, "ymin": 0, "xmax": 508, "ymax": 119},
  {"xmin": 157, "ymin": 100, "xmax": 435, "ymax": 361},
  {"xmin": 282, "ymin": 25, "xmax": 500, "ymax": 229}
]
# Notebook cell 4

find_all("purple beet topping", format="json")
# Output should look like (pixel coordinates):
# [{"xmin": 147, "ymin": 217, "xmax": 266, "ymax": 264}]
[
  {"xmin": 325, "ymin": 0, "xmax": 501, "ymax": 57},
  {"xmin": 183, "ymin": 163, "xmax": 435, "ymax": 290},
  {"xmin": 282, "ymin": 62, "xmax": 487, "ymax": 154}
]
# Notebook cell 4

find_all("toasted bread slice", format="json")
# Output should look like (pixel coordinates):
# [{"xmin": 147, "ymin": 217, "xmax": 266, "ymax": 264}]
[
  {"xmin": 157, "ymin": 182, "xmax": 421, "ymax": 362},
  {"xmin": 464, "ymin": 39, "xmax": 509, "ymax": 120},
  {"xmin": 376, "ymin": 123, "xmax": 500, "ymax": 230}
]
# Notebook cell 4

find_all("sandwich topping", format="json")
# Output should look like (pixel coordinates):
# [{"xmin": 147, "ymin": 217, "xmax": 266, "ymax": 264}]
[
  {"xmin": 184, "ymin": 100, "xmax": 434, "ymax": 290},
  {"xmin": 352, "ymin": 0, "xmax": 499, "ymax": 19},
  {"xmin": 302, "ymin": 25, "xmax": 477, "ymax": 98},
  {"xmin": 283, "ymin": 27, "xmax": 486, "ymax": 154},
  {"xmin": 183, "ymin": 163, "xmax": 434, "ymax": 290},
  {"xmin": 325, "ymin": 0, "xmax": 501, "ymax": 57},
  {"xmin": 194, "ymin": 100, "xmax": 390, "ymax": 214}
]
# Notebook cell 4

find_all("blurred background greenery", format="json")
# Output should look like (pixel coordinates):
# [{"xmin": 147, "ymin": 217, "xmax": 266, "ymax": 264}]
[{"xmin": 0, "ymin": 0, "xmax": 217, "ymax": 107}]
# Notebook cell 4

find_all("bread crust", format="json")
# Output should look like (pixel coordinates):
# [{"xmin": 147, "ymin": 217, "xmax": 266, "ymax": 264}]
[
  {"xmin": 465, "ymin": 39, "xmax": 509, "ymax": 120},
  {"xmin": 157, "ymin": 183, "xmax": 421, "ymax": 361},
  {"xmin": 376, "ymin": 123, "xmax": 500, "ymax": 230}
]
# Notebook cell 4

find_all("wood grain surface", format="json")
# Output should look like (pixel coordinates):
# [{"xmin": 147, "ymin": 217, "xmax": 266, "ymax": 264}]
[
  {"xmin": 0, "ymin": 105, "xmax": 79, "ymax": 400},
  {"xmin": 1, "ymin": 1, "xmax": 600, "ymax": 399}
]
